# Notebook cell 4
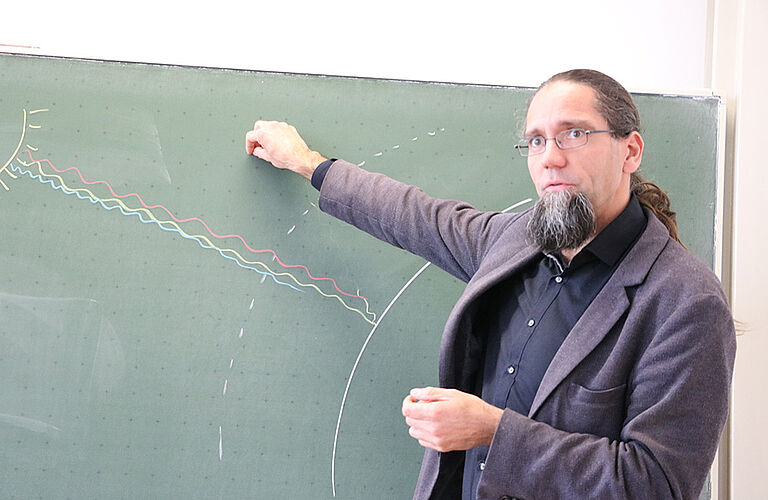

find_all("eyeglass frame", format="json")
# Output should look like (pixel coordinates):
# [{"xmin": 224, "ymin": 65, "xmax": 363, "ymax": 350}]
[{"xmin": 514, "ymin": 128, "xmax": 616, "ymax": 157}]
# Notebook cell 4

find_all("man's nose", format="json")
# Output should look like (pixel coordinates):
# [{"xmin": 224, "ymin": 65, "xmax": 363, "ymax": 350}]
[{"xmin": 540, "ymin": 138, "xmax": 567, "ymax": 169}]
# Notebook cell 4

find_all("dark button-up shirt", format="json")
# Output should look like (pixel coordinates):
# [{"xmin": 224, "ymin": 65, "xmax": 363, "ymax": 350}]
[{"xmin": 462, "ymin": 194, "xmax": 646, "ymax": 499}]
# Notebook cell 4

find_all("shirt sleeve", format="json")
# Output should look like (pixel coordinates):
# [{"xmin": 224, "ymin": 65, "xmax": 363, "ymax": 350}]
[{"xmin": 311, "ymin": 158, "xmax": 337, "ymax": 191}]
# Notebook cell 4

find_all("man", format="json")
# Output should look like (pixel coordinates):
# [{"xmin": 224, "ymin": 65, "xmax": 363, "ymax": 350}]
[{"xmin": 244, "ymin": 70, "xmax": 735, "ymax": 499}]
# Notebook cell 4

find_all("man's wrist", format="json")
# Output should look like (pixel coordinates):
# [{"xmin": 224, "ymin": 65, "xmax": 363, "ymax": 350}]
[
  {"xmin": 482, "ymin": 406, "xmax": 504, "ymax": 446},
  {"xmin": 298, "ymin": 151, "xmax": 327, "ymax": 180}
]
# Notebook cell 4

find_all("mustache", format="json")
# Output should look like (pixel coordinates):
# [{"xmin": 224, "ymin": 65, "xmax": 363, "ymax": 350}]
[{"xmin": 526, "ymin": 190, "xmax": 595, "ymax": 254}]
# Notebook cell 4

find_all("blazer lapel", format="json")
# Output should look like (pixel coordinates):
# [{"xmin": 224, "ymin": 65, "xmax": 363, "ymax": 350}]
[
  {"xmin": 528, "ymin": 281, "xmax": 629, "ymax": 417},
  {"xmin": 527, "ymin": 210, "xmax": 671, "ymax": 417},
  {"xmin": 440, "ymin": 242, "xmax": 540, "ymax": 390}
]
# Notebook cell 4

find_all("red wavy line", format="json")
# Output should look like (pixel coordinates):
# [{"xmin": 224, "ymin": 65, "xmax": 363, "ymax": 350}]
[{"xmin": 20, "ymin": 150, "xmax": 369, "ymax": 304}]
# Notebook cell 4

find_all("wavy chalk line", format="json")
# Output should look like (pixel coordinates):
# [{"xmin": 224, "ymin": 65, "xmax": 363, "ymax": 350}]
[
  {"xmin": 14, "ymin": 152, "xmax": 376, "ymax": 325},
  {"xmin": 18, "ymin": 149, "xmax": 375, "ymax": 321}
]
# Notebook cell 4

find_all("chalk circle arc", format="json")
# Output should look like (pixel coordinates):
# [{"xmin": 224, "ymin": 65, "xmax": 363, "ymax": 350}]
[{"xmin": 331, "ymin": 197, "xmax": 533, "ymax": 496}]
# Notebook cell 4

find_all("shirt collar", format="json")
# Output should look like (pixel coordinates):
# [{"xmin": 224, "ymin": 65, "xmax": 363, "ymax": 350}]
[
  {"xmin": 542, "ymin": 194, "xmax": 647, "ymax": 272},
  {"xmin": 582, "ymin": 193, "xmax": 647, "ymax": 267}
]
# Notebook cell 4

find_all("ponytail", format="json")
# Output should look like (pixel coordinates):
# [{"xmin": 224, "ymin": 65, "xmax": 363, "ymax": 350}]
[{"xmin": 631, "ymin": 172, "xmax": 683, "ymax": 246}]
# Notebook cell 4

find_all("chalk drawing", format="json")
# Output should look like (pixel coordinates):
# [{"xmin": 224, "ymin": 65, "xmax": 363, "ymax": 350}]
[
  {"xmin": 12, "ymin": 144, "xmax": 376, "ymax": 325},
  {"xmin": 330, "ymin": 197, "xmax": 533, "ymax": 496}
]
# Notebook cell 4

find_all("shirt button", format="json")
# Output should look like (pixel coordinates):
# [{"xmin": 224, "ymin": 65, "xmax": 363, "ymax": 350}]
[
  {"xmin": 527, "ymin": 319, "xmax": 535, "ymax": 327},
  {"xmin": 507, "ymin": 365, "xmax": 515, "ymax": 374},
  {"xmin": 555, "ymin": 276, "xmax": 563, "ymax": 283},
  {"xmin": 479, "ymin": 461, "xmax": 486, "ymax": 471}
]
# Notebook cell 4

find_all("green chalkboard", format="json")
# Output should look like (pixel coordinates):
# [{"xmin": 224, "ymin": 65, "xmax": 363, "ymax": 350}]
[{"xmin": 0, "ymin": 53, "xmax": 721, "ymax": 499}]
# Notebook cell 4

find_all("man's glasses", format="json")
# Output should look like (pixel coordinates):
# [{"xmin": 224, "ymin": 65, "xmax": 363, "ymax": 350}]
[{"xmin": 515, "ymin": 128, "xmax": 615, "ymax": 157}]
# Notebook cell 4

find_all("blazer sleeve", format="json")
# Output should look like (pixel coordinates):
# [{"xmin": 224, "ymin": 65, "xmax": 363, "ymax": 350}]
[
  {"xmin": 318, "ymin": 160, "xmax": 525, "ymax": 282},
  {"xmin": 477, "ymin": 290, "xmax": 736, "ymax": 499}
]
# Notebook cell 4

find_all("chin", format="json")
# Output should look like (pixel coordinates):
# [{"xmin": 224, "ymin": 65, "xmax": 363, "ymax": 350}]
[{"xmin": 542, "ymin": 185, "xmax": 578, "ymax": 196}]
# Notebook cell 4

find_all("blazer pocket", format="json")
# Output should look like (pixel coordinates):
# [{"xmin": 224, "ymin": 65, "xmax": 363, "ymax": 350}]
[{"xmin": 568, "ymin": 382, "xmax": 627, "ymax": 407}]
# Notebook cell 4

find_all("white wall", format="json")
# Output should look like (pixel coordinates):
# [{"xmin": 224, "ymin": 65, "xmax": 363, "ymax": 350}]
[
  {"xmin": 5, "ymin": 1, "xmax": 710, "ymax": 90},
  {"xmin": 713, "ymin": 0, "xmax": 768, "ymax": 498},
  {"xmin": 3, "ymin": 0, "xmax": 765, "ymax": 497}
]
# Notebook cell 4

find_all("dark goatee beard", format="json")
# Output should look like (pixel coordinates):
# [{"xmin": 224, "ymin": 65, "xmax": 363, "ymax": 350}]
[{"xmin": 526, "ymin": 190, "xmax": 596, "ymax": 255}]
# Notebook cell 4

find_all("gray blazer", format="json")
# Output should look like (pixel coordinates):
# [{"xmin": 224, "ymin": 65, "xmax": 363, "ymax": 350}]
[{"xmin": 318, "ymin": 160, "xmax": 736, "ymax": 500}]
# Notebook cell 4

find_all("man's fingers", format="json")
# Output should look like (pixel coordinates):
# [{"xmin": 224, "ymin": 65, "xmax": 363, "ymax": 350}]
[
  {"xmin": 402, "ymin": 394, "xmax": 415, "ymax": 416},
  {"xmin": 409, "ymin": 427, "xmax": 444, "ymax": 452},
  {"xmin": 402, "ymin": 393, "xmax": 419, "ymax": 417},
  {"xmin": 402, "ymin": 394, "xmax": 430, "ymax": 419},
  {"xmin": 403, "ymin": 398, "xmax": 442, "ymax": 421},
  {"xmin": 245, "ymin": 130, "xmax": 262, "ymax": 155},
  {"xmin": 403, "ymin": 387, "xmax": 456, "ymax": 420},
  {"xmin": 251, "ymin": 147, "xmax": 270, "ymax": 162},
  {"xmin": 410, "ymin": 386, "xmax": 453, "ymax": 402},
  {"xmin": 408, "ymin": 424, "xmax": 433, "ymax": 443},
  {"xmin": 405, "ymin": 416, "xmax": 421, "ymax": 428},
  {"xmin": 418, "ymin": 440, "xmax": 438, "ymax": 450}
]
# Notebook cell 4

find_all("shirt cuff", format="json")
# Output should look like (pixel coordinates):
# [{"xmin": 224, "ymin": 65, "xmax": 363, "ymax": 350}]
[{"xmin": 311, "ymin": 158, "xmax": 336, "ymax": 191}]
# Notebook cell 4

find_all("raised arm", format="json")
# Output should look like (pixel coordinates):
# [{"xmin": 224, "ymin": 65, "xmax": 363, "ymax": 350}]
[{"xmin": 245, "ymin": 121, "xmax": 522, "ymax": 282}]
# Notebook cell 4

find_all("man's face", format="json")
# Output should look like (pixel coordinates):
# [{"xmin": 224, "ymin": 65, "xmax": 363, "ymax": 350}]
[{"xmin": 524, "ymin": 81, "xmax": 639, "ymax": 231}]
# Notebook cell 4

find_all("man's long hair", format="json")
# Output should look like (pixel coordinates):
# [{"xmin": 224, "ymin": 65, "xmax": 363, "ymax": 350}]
[{"xmin": 536, "ymin": 69, "xmax": 682, "ymax": 245}]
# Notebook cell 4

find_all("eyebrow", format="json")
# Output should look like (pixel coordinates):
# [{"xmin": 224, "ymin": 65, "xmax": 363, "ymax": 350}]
[{"xmin": 524, "ymin": 119, "xmax": 596, "ymax": 138}]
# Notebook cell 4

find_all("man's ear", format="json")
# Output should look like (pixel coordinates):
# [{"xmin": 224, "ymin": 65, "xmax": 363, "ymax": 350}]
[{"xmin": 622, "ymin": 131, "xmax": 644, "ymax": 174}]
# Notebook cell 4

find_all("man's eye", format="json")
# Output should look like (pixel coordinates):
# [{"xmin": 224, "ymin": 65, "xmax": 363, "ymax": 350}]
[
  {"xmin": 566, "ymin": 128, "xmax": 584, "ymax": 139},
  {"xmin": 530, "ymin": 136, "xmax": 545, "ymax": 148}
]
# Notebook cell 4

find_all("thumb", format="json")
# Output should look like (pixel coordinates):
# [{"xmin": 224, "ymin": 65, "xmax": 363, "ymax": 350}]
[{"xmin": 410, "ymin": 386, "xmax": 446, "ymax": 402}]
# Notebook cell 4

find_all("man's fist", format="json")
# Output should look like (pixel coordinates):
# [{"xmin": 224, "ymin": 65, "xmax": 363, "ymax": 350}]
[{"xmin": 245, "ymin": 121, "xmax": 327, "ymax": 179}]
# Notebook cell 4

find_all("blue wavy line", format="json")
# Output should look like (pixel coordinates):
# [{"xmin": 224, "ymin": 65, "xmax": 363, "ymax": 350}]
[{"xmin": 10, "ymin": 163, "xmax": 303, "ymax": 293}]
